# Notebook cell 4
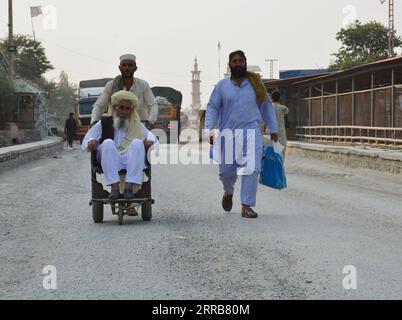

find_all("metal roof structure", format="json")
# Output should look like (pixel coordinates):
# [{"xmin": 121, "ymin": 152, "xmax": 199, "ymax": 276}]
[
  {"xmin": 13, "ymin": 76, "xmax": 47, "ymax": 95},
  {"xmin": 294, "ymin": 56, "xmax": 402, "ymax": 85}
]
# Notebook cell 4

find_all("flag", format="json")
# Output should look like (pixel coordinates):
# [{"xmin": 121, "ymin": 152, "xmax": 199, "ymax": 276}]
[
  {"xmin": 30, "ymin": 6, "xmax": 43, "ymax": 18},
  {"xmin": 218, "ymin": 41, "xmax": 221, "ymax": 51}
]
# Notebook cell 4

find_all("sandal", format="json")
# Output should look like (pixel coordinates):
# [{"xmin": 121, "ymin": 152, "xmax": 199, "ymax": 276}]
[
  {"xmin": 222, "ymin": 194, "xmax": 233, "ymax": 212},
  {"xmin": 123, "ymin": 189, "xmax": 135, "ymax": 200},
  {"xmin": 241, "ymin": 208, "xmax": 258, "ymax": 219},
  {"xmin": 108, "ymin": 189, "xmax": 120, "ymax": 200}
]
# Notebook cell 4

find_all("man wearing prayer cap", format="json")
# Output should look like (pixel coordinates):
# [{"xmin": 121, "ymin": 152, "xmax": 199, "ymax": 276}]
[
  {"xmin": 90, "ymin": 54, "xmax": 159, "ymax": 128},
  {"xmin": 206, "ymin": 50, "xmax": 278, "ymax": 219},
  {"xmin": 120, "ymin": 54, "xmax": 136, "ymax": 62},
  {"xmin": 82, "ymin": 90, "xmax": 159, "ymax": 200}
]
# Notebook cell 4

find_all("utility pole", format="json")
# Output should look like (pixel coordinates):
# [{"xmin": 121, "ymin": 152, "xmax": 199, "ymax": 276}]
[
  {"xmin": 8, "ymin": 0, "xmax": 16, "ymax": 82},
  {"xmin": 380, "ymin": 0, "xmax": 395, "ymax": 57},
  {"xmin": 388, "ymin": 0, "xmax": 395, "ymax": 57},
  {"xmin": 265, "ymin": 59, "xmax": 279, "ymax": 79}
]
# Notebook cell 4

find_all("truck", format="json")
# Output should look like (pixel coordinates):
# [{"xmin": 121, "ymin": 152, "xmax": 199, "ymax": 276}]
[
  {"xmin": 75, "ymin": 82, "xmax": 183, "ymax": 144},
  {"xmin": 75, "ymin": 78, "xmax": 112, "ymax": 143},
  {"xmin": 151, "ymin": 87, "xmax": 182, "ymax": 143}
]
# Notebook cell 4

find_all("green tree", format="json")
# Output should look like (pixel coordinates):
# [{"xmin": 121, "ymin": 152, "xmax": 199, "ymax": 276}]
[
  {"xmin": 0, "ymin": 34, "xmax": 53, "ymax": 82},
  {"xmin": 47, "ymin": 71, "xmax": 78, "ymax": 117},
  {"xmin": 330, "ymin": 20, "xmax": 402, "ymax": 70}
]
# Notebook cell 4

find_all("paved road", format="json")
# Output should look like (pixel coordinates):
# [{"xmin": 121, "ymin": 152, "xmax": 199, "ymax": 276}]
[{"xmin": 1, "ymin": 142, "xmax": 402, "ymax": 299}]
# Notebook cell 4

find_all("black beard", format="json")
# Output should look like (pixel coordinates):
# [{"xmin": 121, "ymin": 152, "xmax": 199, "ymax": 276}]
[
  {"xmin": 230, "ymin": 66, "xmax": 247, "ymax": 78},
  {"xmin": 122, "ymin": 72, "xmax": 133, "ymax": 79}
]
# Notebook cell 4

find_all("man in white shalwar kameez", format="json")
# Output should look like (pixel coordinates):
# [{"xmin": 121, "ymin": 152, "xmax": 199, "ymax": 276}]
[
  {"xmin": 82, "ymin": 90, "xmax": 158, "ymax": 200},
  {"xmin": 271, "ymin": 91, "xmax": 289, "ymax": 160},
  {"xmin": 90, "ymin": 54, "xmax": 158, "ymax": 128}
]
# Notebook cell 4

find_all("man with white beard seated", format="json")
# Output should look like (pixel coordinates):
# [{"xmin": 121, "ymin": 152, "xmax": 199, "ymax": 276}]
[{"xmin": 82, "ymin": 90, "xmax": 158, "ymax": 200}]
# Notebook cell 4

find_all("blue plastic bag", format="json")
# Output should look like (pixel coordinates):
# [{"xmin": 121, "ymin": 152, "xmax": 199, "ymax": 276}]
[{"xmin": 259, "ymin": 146, "xmax": 287, "ymax": 190}]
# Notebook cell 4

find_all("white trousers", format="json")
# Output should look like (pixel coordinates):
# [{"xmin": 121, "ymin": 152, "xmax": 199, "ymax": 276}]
[{"xmin": 97, "ymin": 139, "xmax": 146, "ymax": 186}]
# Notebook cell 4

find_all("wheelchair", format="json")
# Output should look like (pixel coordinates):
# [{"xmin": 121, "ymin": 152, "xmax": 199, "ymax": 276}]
[{"xmin": 89, "ymin": 143, "xmax": 154, "ymax": 225}]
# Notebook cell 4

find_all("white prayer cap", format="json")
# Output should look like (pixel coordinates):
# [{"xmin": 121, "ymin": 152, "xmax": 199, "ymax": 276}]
[{"xmin": 120, "ymin": 54, "xmax": 136, "ymax": 62}]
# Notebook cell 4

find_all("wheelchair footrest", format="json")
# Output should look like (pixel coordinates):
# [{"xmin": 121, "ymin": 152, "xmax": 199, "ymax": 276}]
[{"xmin": 91, "ymin": 198, "xmax": 155, "ymax": 205}]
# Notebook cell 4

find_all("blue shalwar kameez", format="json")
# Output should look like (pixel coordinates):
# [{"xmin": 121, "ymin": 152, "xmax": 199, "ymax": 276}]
[{"xmin": 206, "ymin": 77, "xmax": 278, "ymax": 207}]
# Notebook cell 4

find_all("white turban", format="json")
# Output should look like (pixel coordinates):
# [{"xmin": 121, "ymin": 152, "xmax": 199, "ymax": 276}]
[
  {"xmin": 110, "ymin": 90, "xmax": 144, "ymax": 153},
  {"xmin": 120, "ymin": 54, "xmax": 136, "ymax": 62},
  {"xmin": 111, "ymin": 90, "xmax": 139, "ymax": 109}
]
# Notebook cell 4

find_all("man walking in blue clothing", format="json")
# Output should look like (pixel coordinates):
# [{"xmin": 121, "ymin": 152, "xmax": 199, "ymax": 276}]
[{"xmin": 206, "ymin": 50, "xmax": 278, "ymax": 219}]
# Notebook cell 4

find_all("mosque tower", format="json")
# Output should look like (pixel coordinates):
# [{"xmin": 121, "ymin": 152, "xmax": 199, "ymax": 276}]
[{"xmin": 191, "ymin": 57, "xmax": 202, "ymax": 113}]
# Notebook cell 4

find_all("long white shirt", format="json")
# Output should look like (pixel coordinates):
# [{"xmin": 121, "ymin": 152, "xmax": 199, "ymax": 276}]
[
  {"xmin": 81, "ymin": 122, "xmax": 159, "ymax": 153},
  {"xmin": 273, "ymin": 102, "xmax": 289, "ymax": 146},
  {"xmin": 82, "ymin": 122, "xmax": 158, "ymax": 186},
  {"xmin": 90, "ymin": 78, "xmax": 159, "ymax": 125}
]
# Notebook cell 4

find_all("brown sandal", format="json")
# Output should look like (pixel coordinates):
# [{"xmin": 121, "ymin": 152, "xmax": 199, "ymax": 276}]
[
  {"xmin": 241, "ymin": 208, "xmax": 258, "ymax": 219},
  {"xmin": 222, "ymin": 194, "xmax": 233, "ymax": 212}
]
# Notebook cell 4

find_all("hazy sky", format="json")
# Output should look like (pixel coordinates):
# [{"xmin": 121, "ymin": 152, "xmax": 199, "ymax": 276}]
[{"xmin": 1, "ymin": 0, "xmax": 401, "ymax": 110}]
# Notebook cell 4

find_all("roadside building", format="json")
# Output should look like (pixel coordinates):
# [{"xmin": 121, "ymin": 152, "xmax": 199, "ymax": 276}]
[{"xmin": 264, "ymin": 56, "xmax": 402, "ymax": 146}]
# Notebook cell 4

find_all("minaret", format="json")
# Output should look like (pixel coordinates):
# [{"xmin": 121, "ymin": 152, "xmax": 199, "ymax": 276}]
[{"xmin": 191, "ymin": 57, "xmax": 202, "ymax": 113}]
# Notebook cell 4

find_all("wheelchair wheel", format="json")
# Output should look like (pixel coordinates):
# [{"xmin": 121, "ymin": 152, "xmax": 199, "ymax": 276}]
[
  {"xmin": 118, "ymin": 209, "xmax": 124, "ymax": 225},
  {"xmin": 141, "ymin": 201, "xmax": 152, "ymax": 221},
  {"xmin": 92, "ymin": 202, "xmax": 104, "ymax": 223}
]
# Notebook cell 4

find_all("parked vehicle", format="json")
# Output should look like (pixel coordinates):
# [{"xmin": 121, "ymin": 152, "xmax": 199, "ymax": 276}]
[
  {"xmin": 76, "ymin": 78, "xmax": 112, "ymax": 143},
  {"xmin": 151, "ymin": 87, "xmax": 182, "ymax": 143}
]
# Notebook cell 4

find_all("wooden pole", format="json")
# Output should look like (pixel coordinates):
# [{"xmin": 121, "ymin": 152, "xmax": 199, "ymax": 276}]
[
  {"xmin": 371, "ymin": 72, "xmax": 374, "ymax": 127},
  {"xmin": 321, "ymin": 83, "xmax": 324, "ymax": 126},
  {"xmin": 309, "ymin": 86, "xmax": 312, "ymax": 126},
  {"xmin": 335, "ymin": 81, "xmax": 339, "ymax": 126},
  {"xmin": 391, "ymin": 68, "xmax": 395, "ymax": 127},
  {"xmin": 352, "ymin": 77, "xmax": 355, "ymax": 126}
]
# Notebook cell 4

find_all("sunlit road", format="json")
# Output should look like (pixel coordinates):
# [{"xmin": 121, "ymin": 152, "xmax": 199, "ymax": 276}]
[{"xmin": 1, "ymin": 142, "xmax": 402, "ymax": 299}]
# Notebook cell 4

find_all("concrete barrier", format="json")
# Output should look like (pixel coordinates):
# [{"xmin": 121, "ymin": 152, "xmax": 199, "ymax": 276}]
[
  {"xmin": 0, "ymin": 137, "xmax": 63, "ymax": 174},
  {"xmin": 287, "ymin": 141, "xmax": 402, "ymax": 175}
]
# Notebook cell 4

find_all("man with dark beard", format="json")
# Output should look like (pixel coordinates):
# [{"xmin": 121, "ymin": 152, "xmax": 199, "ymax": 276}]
[
  {"xmin": 82, "ymin": 91, "xmax": 158, "ymax": 200},
  {"xmin": 90, "ymin": 54, "xmax": 158, "ymax": 129},
  {"xmin": 206, "ymin": 50, "xmax": 279, "ymax": 219}
]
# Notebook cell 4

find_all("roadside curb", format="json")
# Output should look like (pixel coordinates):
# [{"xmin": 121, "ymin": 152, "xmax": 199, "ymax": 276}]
[
  {"xmin": 287, "ymin": 141, "xmax": 402, "ymax": 175},
  {"xmin": 0, "ymin": 137, "xmax": 64, "ymax": 174}
]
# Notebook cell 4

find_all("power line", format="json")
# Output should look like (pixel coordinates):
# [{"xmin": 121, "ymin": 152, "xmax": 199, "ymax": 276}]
[{"xmin": 0, "ymin": 19, "xmax": 219, "ymax": 80}]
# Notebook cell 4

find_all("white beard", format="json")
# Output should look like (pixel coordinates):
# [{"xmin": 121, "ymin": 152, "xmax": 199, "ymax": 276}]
[{"xmin": 113, "ymin": 116, "xmax": 130, "ymax": 131}]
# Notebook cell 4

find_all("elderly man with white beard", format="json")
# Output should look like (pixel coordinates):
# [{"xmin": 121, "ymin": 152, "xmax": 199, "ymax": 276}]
[{"xmin": 82, "ymin": 90, "xmax": 158, "ymax": 200}]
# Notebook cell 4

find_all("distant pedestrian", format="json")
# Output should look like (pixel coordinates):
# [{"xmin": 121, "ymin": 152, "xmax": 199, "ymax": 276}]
[
  {"xmin": 65, "ymin": 113, "xmax": 77, "ymax": 148},
  {"xmin": 271, "ymin": 91, "xmax": 289, "ymax": 160}
]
